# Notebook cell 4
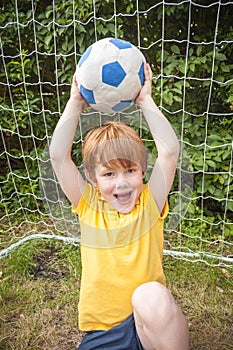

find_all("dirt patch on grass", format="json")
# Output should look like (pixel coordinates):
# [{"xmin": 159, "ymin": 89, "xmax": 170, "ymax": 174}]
[{"xmin": 30, "ymin": 244, "xmax": 70, "ymax": 280}]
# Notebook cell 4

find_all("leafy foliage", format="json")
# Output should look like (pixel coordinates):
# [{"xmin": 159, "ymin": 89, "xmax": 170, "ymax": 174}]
[{"xmin": 0, "ymin": 0, "xmax": 232, "ymax": 240}]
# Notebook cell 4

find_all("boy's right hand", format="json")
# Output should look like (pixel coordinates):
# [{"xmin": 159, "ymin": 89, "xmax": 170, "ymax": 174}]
[{"xmin": 70, "ymin": 74, "xmax": 89, "ymax": 110}]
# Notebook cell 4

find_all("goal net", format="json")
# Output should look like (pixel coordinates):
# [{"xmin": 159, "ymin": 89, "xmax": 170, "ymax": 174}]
[{"xmin": 0, "ymin": 0, "xmax": 232, "ymax": 267}]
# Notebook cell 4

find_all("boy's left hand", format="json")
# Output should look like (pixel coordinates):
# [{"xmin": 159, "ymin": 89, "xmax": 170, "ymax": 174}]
[{"xmin": 135, "ymin": 63, "xmax": 153, "ymax": 106}]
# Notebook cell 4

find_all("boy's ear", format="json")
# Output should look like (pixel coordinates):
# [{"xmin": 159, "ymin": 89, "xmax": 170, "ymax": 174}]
[{"xmin": 84, "ymin": 169, "xmax": 97, "ymax": 187}]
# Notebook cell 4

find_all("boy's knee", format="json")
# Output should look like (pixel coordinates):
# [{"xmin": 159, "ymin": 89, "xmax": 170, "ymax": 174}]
[
  {"xmin": 132, "ymin": 282, "xmax": 175, "ymax": 324},
  {"xmin": 132, "ymin": 281, "xmax": 172, "ymax": 307}
]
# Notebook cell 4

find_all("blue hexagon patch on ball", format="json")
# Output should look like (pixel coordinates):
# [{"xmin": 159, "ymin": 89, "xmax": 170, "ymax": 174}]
[{"xmin": 102, "ymin": 61, "xmax": 126, "ymax": 87}]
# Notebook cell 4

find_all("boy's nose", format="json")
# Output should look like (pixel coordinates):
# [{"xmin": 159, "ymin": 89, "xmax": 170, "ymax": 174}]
[{"xmin": 115, "ymin": 176, "xmax": 130, "ymax": 189}]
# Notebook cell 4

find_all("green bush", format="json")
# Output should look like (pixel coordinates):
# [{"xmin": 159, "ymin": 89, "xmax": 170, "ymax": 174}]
[{"xmin": 0, "ymin": 0, "xmax": 232, "ymax": 233}]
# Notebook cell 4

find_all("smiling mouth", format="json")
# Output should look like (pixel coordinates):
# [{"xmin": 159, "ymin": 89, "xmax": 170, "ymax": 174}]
[{"xmin": 114, "ymin": 192, "xmax": 132, "ymax": 204}]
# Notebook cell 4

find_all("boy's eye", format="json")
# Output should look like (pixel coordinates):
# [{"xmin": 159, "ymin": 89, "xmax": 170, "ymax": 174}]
[
  {"xmin": 104, "ymin": 171, "xmax": 114, "ymax": 177},
  {"xmin": 126, "ymin": 168, "xmax": 137, "ymax": 174}
]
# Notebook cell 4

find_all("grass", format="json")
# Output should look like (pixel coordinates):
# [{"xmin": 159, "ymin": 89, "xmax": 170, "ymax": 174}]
[
  {"xmin": 0, "ymin": 239, "xmax": 232, "ymax": 350},
  {"xmin": 164, "ymin": 259, "xmax": 233, "ymax": 349}
]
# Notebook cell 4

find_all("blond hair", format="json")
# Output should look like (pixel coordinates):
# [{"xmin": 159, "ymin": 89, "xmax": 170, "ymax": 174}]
[{"xmin": 82, "ymin": 121, "xmax": 147, "ymax": 181}]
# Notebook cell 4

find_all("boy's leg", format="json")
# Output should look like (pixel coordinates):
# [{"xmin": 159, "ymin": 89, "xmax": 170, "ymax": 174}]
[{"xmin": 132, "ymin": 282, "xmax": 189, "ymax": 350}]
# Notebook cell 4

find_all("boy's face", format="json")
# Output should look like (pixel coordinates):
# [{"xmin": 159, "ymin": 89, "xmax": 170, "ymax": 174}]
[{"xmin": 93, "ymin": 163, "xmax": 145, "ymax": 214}]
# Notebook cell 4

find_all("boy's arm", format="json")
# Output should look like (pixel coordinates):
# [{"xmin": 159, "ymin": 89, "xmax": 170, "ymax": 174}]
[
  {"xmin": 49, "ymin": 75, "xmax": 87, "ymax": 208},
  {"xmin": 136, "ymin": 64, "xmax": 180, "ymax": 214}
]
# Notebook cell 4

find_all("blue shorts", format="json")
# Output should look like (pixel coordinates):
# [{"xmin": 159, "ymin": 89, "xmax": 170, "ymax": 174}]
[{"xmin": 77, "ymin": 314, "xmax": 143, "ymax": 350}]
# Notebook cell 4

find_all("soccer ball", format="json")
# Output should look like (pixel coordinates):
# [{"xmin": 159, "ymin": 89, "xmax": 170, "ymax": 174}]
[{"xmin": 76, "ymin": 37, "xmax": 146, "ymax": 114}]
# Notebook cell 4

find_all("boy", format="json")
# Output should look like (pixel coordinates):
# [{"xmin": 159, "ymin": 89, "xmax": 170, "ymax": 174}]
[{"xmin": 50, "ymin": 63, "xmax": 189, "ymax": 349}]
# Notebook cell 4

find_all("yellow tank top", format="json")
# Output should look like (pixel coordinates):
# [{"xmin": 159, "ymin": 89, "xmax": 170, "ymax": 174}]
[{"xmin": 72, "ymin": 183, "xmax": 168, "ymax": 331}]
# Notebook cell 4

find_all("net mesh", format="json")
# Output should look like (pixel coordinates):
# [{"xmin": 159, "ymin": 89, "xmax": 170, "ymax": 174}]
[{"xmin": 0, "ymin": 0, "xmax": 232, "ymax": 266}]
